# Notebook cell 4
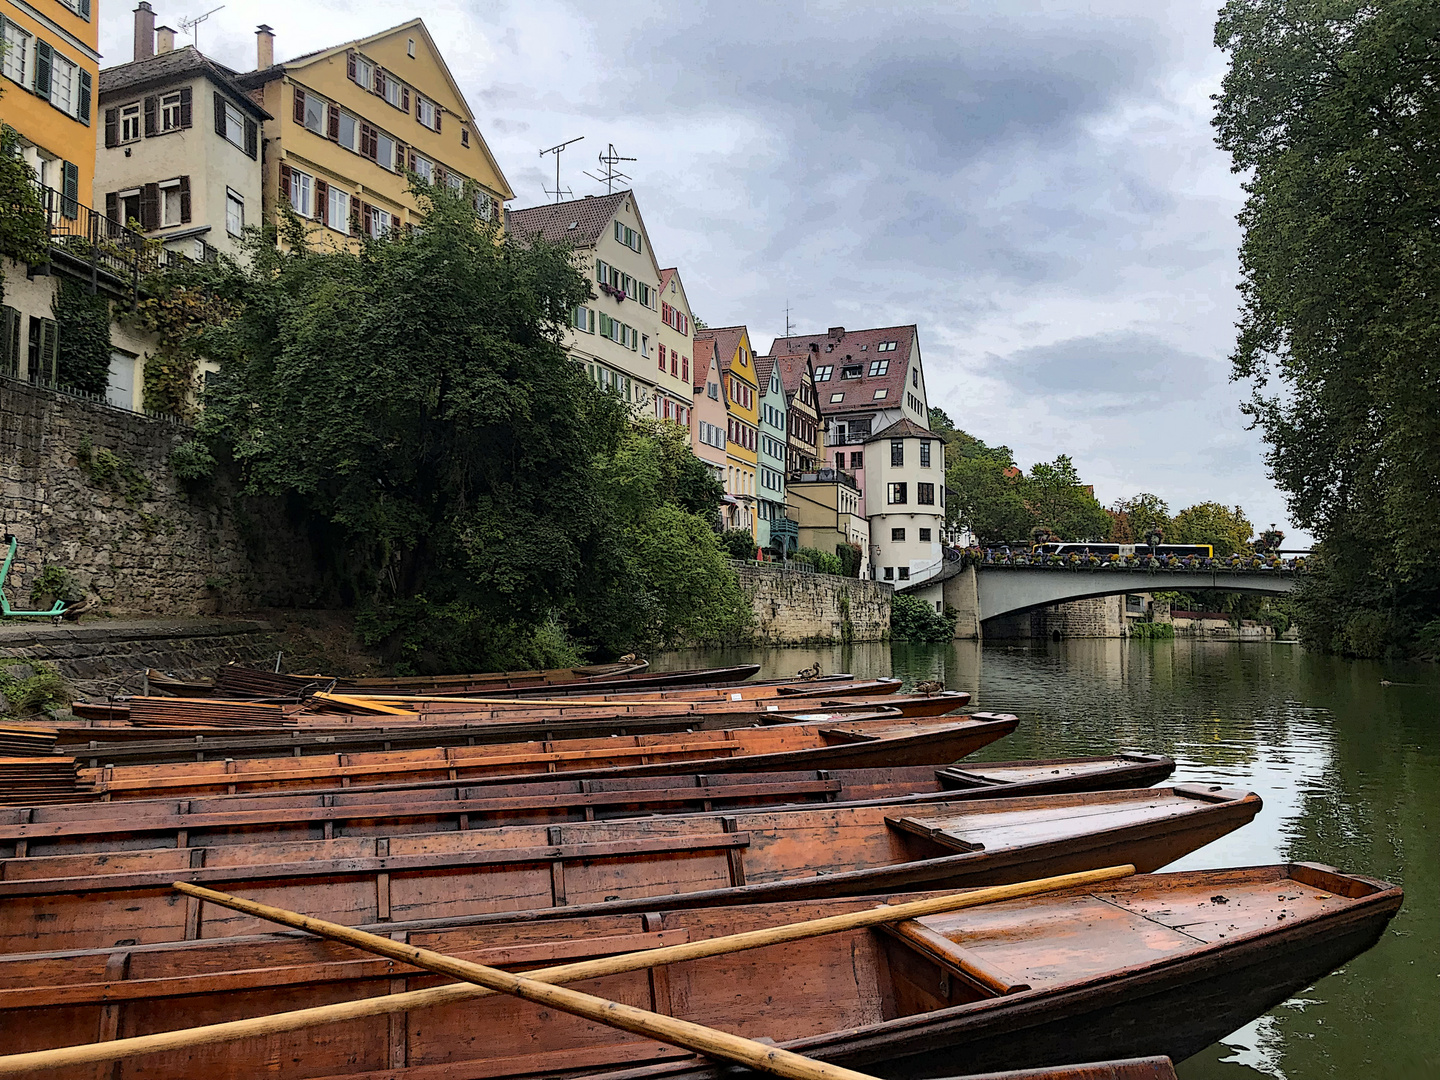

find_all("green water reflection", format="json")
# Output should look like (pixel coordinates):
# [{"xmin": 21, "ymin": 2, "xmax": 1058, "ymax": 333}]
[{"xmin": 655, "ymin": 640, "xmax": 1439, "ymax": 1078}]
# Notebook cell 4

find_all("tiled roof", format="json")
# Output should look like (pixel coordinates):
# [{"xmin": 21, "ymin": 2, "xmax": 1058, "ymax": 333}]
[
  {"xmin": 866, "ymin": 417, "xmax": 934, "ymax": 443},
  {"xmin": 697, "ymin": 325, "xmax": 752, "ymax": 384},
  {"xmin": 772, "ymin": 353, "xmax": 813, "ymax": 394},
  {"xmin": 692, "ymin": 336, "xmax": 717, "ymax": 390},
  {"xmin": 507, "ymin": 192, "xmax": 629, "ymax": 248},
  {"xmin": 658, "ymin": 267, "xmax": 675, "ymax": 293},
  {"xmin": 754, "ymin": 353, "xmax": 777, "ymax": 394},
  {"xmin": 764, "ymin": 324, "xmax": 918, "ymax": 416},
  {"xmin": 99, "ymin": 47, "xmax": 271, "ymax": 119}
]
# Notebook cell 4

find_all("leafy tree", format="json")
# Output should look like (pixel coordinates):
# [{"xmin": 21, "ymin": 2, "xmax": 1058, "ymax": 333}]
[
  {"xmin": 891, "ymin": 594, "xmax": 956, "ymax": 642},
  {"xmin": 1025, "ymin": 456, "xmax": 1111, "ymax": 542},
  {"xmin": 0, "ymin": 126, "xmax": 47, "ymax": 297},
  {"xmin": 946, "ymin": 455, "xmax": 1031, "ymax": 542},
  {"xmin": 160, "ymin": 182, "xmax": 745, "ymax": 669},
  {"xmin": 1108, "ymin": 493, "xmax": 1171, "ymax": 544},
  {"xmin": 794, "ymin": 547, "xmax": 843, "ymax": 575},
  {"xmin": 1214, "ymin": 0, "xmax": 1440, "ymax": 655},
  {"xmin": 718, "ymin": 529, "xmax": 758, "ymax": 560},
  {"xmin": 1170, "ymin": 502, "xmax": 1254, "ymax": 556}
]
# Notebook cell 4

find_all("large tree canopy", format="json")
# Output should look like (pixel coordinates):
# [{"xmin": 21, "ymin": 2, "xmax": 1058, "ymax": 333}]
[
  {"xmin": 1215, "ymin": 0, "xmax": 1440, "ymax": 657},
  {"xmin": 167, "ymin": 185, "xmax": 746, "ymax": 670}
]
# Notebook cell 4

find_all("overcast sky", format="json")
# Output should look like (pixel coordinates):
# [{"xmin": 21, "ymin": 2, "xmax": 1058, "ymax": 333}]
[{"xmin": 101, "ymin": 0, "xmax": 1301, "ymax": 540}]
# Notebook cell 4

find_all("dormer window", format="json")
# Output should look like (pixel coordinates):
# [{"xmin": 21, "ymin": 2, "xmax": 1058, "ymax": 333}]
[
  {"xmin": 877, "ymin": 340, "xmax": 898, "ymax": 352},
  {"xmin": 813, "ymin": 365, "xmax": 832, "ymax": 381},
  {"xmin": 868, "ymin": 359, "xmax": 889, "ymax": 377},
  {"xmin": 841, "ymin": 365, "xmax": 862, "ymax": 379}
]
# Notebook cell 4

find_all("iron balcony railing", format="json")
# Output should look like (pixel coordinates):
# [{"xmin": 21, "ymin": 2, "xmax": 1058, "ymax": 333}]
[
  {"xmin": 788, "ymin": 467, "xmax": 859, "ymax": 492},
  {"xmin": 28, "ymin": 179, "xmax": 218, "ymax": 301}
]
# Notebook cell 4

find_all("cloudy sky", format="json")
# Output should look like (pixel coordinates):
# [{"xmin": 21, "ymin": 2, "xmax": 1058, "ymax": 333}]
[{"xmin": 101, "ymin": 0, "xmax": 1300, "ymax": 539}]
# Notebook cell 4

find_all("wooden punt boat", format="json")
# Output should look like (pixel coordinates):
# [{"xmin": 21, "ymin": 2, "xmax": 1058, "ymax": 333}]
[
  {"xmin": 0, "ymin": 866, "xmax": 1393, "ymax": 1079},
  {"xmin": 955, "ymin": 1064, "xmax": 1177, "ymax": 1080},
  {"xmin": 211, "ymin": 662, "xmax": 774, "ymax": 699},
  {"xmin": 71, "ymin": 714, "xmax": 1020, "ymax": 800},
  {"xmin": 0, "ymin": 785, "xmax": 1258, "ymax": 954},
  {"xmin": 0, "ymin": 755, "xmax": 1177, "ymax": 858}
]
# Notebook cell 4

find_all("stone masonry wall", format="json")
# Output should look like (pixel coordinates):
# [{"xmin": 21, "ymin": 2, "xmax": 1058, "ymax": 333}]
[
  {"xmin": 0, "ymin": 379, "xmax": 327, "ymax": 615},
  {"xmin": 984, "ymin": 595, "xmax": 1127, "ymax": 639},
  {"xmin": 732, "ymin": 562, "xmax": 891, "ymax": 644}
]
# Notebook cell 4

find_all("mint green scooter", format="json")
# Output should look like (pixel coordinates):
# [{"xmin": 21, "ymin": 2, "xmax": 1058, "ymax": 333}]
[{"xmin": 0, "ymin": 535, "xmax": 68, "ymax": 618}]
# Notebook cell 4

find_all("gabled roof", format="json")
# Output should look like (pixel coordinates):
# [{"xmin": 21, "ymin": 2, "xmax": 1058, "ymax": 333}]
[
  {"xmin": 692, "ymin": 336, "xmax": 717, "ymax": 391},
  {"xmin": 99, "ymin": 46, "xmax": 271, "ymax": 120},
  {"xmin": 507, "ymin": 192, "xmax": 629, "ymax": 248},
  {"xmin": 866, "ymin": 417, "xmax": 934, "ymax": 443},
  {"xmin": 658, "ymin": 267, "xmax": 675, "ymax": 293},
  {"xmin": 765, "ymin": 325, "xmax": 919, "ymax": 416},
  {"xmin": 234, "ymin": 19, "xmax": 513, "ymax": 199},
  {"xmin": 754, "ymin": 354, "xmax": 777, "ymax": 394},
  {"xmin": 697, "ymin": 325, "xmax": 753, "ymax": 385},
  {"xmin": 772, "ymin": 353, "xmax": 814, "ymax": 394}
]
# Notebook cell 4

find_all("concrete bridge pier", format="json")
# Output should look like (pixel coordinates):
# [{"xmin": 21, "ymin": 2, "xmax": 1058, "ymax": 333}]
[{"xmin": 945, "ymin": 566, "xmax": 983, "ymax": 640}]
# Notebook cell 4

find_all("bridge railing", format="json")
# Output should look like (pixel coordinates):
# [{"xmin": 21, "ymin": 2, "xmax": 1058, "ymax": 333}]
[{"xmin": 964, "ymin": 547, "xmax": 1310, "ymax": 573}]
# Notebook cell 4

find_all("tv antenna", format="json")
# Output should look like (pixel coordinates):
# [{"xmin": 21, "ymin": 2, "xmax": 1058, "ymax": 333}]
[
  {"xmin": 178, "ymin": 5, "xmax": 225, "ymax": 50},
  {"xmin": 539, "ymin": 136, "xmax": 583, "ymax": 203},
  {"xmin": 785, "ymin": 301, "xmax": 795, "ymax": 339},
  {"xmin": 584, "ymin": 143, "xmax": 636, "ymax": 195}
]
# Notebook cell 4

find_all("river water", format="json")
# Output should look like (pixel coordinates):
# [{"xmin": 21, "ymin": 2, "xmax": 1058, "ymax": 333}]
[{"xmin": 654, "ymin": 640, "xmax": 1439, "ymax": 1079}]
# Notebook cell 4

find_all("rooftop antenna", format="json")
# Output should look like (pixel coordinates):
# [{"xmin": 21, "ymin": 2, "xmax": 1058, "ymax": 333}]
[
  {"xmin": 539, "ymin": 136, "xmax": 583, "ymax": 204},
  {"xmin": 785, "ymin": 301, "xmax": 795, "ymax": 339},
  {"xmin": 178, "ymin": 5, "xmax": 224, "ymax": 50},
  {"xmin": 584, "ymin": 143, "xmax": 636, "ymax": 195}
]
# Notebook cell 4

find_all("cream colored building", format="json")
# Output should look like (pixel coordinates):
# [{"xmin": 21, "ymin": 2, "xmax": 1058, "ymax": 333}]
[
  {"xmin": 785, "ymin": 468, "xmax": 870, "ymax": 577},
  {"xmin": 509, "ymin": 191, "xmax": 690, "ymax": 420},
  {"xmin": 864, "ymin": 418, "xmax": 946, "ymax": 604},
  {"xmin": 96, "ymin": 8, "xmax": 270, "ymax": 260}
]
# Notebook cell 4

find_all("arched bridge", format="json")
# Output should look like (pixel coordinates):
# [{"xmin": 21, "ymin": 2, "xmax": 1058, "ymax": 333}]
[
  {"xmin": 896, "ymin": 550, "xmax": 1306, "ymax": 629},
  {"xmin": 970, "ymin": 563, "xmax": 1298, "ymax": 622}
]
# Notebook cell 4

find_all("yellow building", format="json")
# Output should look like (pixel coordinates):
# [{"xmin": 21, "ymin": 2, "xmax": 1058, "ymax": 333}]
[
  {"xmin": 1, "ymin": 0, "xmax": 100, "ymax": 206},
  {"xmin": 234, "ymin": 19, "xmax": 513, "ymax": 242},
  {"xmin": 696, "ymin": 325, "xmax": 759, "ymax": 538}
]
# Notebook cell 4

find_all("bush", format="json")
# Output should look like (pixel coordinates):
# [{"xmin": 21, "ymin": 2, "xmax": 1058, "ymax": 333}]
[
  {"xmin": 170, "ymin": 440, "xmax": 217, "ymax": 481},
  {"xmin": 891, "ymin": 594, "xmax": 956, "ymax": 642},
  {"xmin": 0, "ymin": 661, "xmax": 72, "ymax": 715},
  {"xmin": 836, "ymin": 542, "xmax": 863, "ymax": 578},
  {"xmin": 53, "ymin": 279, "xmax": 112, "ymax": 394},
  {"xmin": 719, "ymin": 529, "xmax": 758, "ymax": 560},
  {"xmin": 795, "ymin": 547, "xmax": 843, "ymax": 575},
  {"xmin": 28, "ymin": 565, "xmax": 79, "ymax": 605}
]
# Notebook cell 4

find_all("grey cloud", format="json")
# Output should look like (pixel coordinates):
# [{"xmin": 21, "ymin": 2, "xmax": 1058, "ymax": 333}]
[{"xmin": 989, "ymin": 330, "xmax": 1221, "ymax": 398}]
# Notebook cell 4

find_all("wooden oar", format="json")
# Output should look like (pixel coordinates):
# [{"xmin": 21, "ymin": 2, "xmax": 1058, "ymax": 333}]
[
  {"xmin": 174, "ymin": 884, "xmax": 884, "ymax": 1080},
  {"xmin": 0, "ymin": 865, "xmax": 1133, "ymax": 1075}
]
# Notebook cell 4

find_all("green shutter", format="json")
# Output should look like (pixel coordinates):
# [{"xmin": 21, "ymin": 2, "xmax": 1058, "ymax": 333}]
[
  {"xmin": 61, "ymin": 162, "xmax": 79, "ymax": 220},
  {"xmin": 34, "ymin": 40, "xmax": 52, "ymax": 98},
  {"xmin": 78, "ymin": 69, "xmax": 91, "ymax": 125}
]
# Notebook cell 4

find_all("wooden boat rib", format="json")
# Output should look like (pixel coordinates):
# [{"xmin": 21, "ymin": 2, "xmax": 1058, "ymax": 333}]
[
  {"xmin": 0, "ymin": 867, "xmax": 1395, "ymax": 1079},
  {"xmin": 0, "ymin": 785, "xmax": 1258, "ymax": 954},
  {"xmin": 73, "ymin": 714, "xmax": 1019, "ymax": 801},
  {"xmin": 0, "ymin": 756, "xmax": 1177, "ymax": 858}
]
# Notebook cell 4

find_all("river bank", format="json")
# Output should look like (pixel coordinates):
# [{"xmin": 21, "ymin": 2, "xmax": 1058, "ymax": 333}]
[{"xmin": 654, "ymin": 638, "xmax": 1439, "ymax": 1079}]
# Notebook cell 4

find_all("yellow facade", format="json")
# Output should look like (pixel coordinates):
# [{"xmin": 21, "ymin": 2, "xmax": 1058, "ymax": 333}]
[
  {"xmin": 241, "ymin": 19, "xmax": 512, "ymax": 244},
  {"xmin": 698, "ymin": 326, "xmax": 760, "ymax": 538},
  {"xmin": 1, "ymin": 0, "xmax": 100, "ymax": 205}
]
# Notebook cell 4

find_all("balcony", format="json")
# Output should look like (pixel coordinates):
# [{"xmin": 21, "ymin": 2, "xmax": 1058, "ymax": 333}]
[
  {"xmin": 19, "ymin": 180, "xmax": 217, "ymax": 302},
  {"xmin": 788, "ymin": 467, "xmax": 858, "ymax": 492}
]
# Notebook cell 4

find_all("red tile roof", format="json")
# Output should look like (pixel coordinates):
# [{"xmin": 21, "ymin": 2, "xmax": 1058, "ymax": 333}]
[
  {"xmin": 764, "ymin": 325, "xmax": 918, "ymax": 416},
  {"xmin": 507, "ymin": 192, "xmax": 630, "ymax": 247},
  {"xmin": 697, "ymin": 325, "xmax": 755, "ymax": 386},
  {"xmin": 754, "ymin": 354, "xmax": 777, "ymax": 394},
  {"xmin": 866, "ymin": 417, "xmax": 934, "ymax": 443},
  {"xmin": 692, "ymin": 336, "xmax": 718, "ymax": 390},
  {"xmin": 658, "ymin": 267, "xmax": 676, "ymax": 293}
]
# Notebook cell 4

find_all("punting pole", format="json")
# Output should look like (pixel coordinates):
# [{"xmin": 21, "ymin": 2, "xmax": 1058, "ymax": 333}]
[{"xmin": 0, "ymin": 865, "xmax": 1134, "ymax": 1075}]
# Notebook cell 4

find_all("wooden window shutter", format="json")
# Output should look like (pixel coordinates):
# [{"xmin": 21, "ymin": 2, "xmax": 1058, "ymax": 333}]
[
  {"xmin": 144, "ymin": 95, "xmax": 157, "ymax": 136},
  {"xmin": 38, "ymin": 319, "xmax": 59, "ymax": 383},
  {"xmin": 214, "ymin": 91, "xmax": 227, "ymax": 135},
  {"xmin": 347, "ymin": 51, "xmax": 357, "ymax": 82},
  {"xmin": 353, "ymin": 199, "xmax": 367, "ymax": 234},
  {"xmin": 104, "ymin": 107, "xmax": 119, "ymax": 148},
  {"xmin": 34, "ymin": 41, "xmax": 52, "ymax": 97},
  {"xmin": 279, "ymin": 164, "xmax": 293, "ymax": 206},
  {"xmin": 326, "ymin": 106, "xmax": 339, "ymax": 141},
  {"xmin": 406, "ymin": 147, "xmax": 415, "ymax": 171},
  {"xmin": 61, "ymin": 162, "xmax": 79, "ymax": 220},
  {"xmin": 244, "ymin": 118, "xmax": 258, "ymax": 158},
  {"xmin": 179, "ymin": 176, "xmax": 191, "ymax": 223},
  {"xmin": 314, "ymin": 179, "xmax": 328, "ymax": 225},
  {"xmin": 179, "ymin": 86, "xmax": 192, "ymax": 128},
  {"xmin": 78, "ymin": 70, "xmax": 92, "ymax": 125},
  {"xmin": 292, "ymin": 86, "xmax": 305, "ymax": 124},
  {"xmin": 372, "ymin": 66, "xmax": 383, "ymax": 94},
  {"xmin": 434, "ymin": 109, "xmax": 441, "ymax": 133},
  {"xmin": 1, "ymin": 306, "xmax": 20, "ymax": 374},
  {"xmin": 140, "ymin": 183, "xmax": 160, "ymax": 231},
  {"xmin": 105, "ymin": 191, "xmax": 119, "ymax": 225}
]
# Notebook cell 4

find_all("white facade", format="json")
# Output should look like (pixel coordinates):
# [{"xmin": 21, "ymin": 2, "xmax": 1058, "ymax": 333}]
[
  {"xmin": 864, "ymin": 425, "xmax": 946, "ymax": 589},
  {"xmin": 96, "ymin": 50, "xmax": 268, "ymax": 260}
]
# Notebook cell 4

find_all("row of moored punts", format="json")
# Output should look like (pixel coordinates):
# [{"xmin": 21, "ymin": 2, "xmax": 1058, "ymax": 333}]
[{"xmin": 0, "ymin": 660, "xmax": 1401, "ymax": 1080}]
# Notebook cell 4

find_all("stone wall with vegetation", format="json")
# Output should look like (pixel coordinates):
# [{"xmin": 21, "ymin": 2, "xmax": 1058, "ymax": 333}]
[
  {"xmin": 0, "ymin": 379, "xmax": 324, "ymax": 616},
  {"xmin": 733, "ymin": 562, "xmax": 891, "ymax": 644}
]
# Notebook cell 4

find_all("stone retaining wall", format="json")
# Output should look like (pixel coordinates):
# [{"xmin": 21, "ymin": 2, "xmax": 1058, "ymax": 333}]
[
  {"xmin": 732, "ymin": 562, "xmax": 891, "ymax": 644},
  {"xmin": 0, "ymin": 379, "xmax": 327, "ymax": 616}
]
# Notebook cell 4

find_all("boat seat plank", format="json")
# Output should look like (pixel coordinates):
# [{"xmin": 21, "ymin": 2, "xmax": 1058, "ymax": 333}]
[
  {"xmin": 1096, "ymin": 874, "xmax": 1362, "ymax": 943},
  {"xmin": 882, "ymin": 919, "xmax": 1032, "ymax": 995}
]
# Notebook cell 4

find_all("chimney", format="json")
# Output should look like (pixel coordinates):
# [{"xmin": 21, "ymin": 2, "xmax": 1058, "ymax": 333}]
[
  {"xmin": 255, "ymin": 24, "xmax": 274, "ymax": 70},
  {"xmin": 155, "ymin": 25, "xmax": 176, "ymax": 53},
  {"xmin": 133, "ymin": 2, "xmax": 156, "ymax": 62},
  {"xmin": 827, "ymin": 326, "xmax": 845, "ymax": 341}
]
